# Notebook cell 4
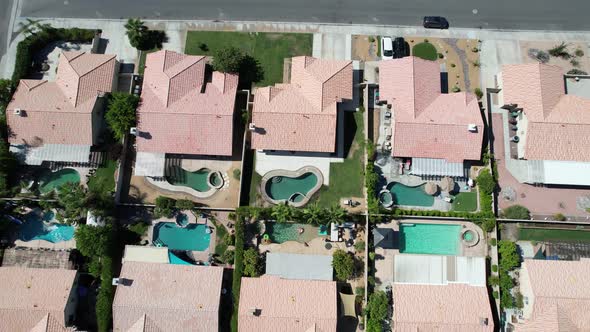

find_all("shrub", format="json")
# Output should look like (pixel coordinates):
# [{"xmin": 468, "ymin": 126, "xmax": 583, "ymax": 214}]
[
  {"xmin": 553, "ymin": 213, "xmax": 566, "ymax": 221},
  {"xmin": 243, "ymin": 248, "xmax": 261, "ymax": 277},
  {"xmin": 450, "ymin": 63, "xmax": 456, "ymax": 68},
  {"xmin": 366, "ymin": 291, "xmax": 389, "ymax": 332},
  {"xmin": 502, "ymin": 205, "xmax": 530, "ymax": 220},
  {"xmin": 515, "ymin": 291, "xmax": 524, "ymax": 308},
  {"xmin": 354, "ymin": 241, "xmax": 366, "ymax": 252},
  {"xmin": 223, "ymin": 233, "xmax": 235, "ymax": 246},
  {"xmin": 567, "ymin": 69, "xmax": 588, "ymax": 75},
  {"xmin": 222, "ymin": 249, "xmax": 235, "ymax": 264},
  {"xmin": 230, "ymin": 215, "xmax": 245, "ymax": 331},
  {"xmin": 493, "ymin": 290, "xmax": 499, "ymax": 298},
  {"xmin": 472, "ymin": 47, "xmax": 479, "ymax": 53},
  {"xmin": 480, "ymin": 218, "xmax": 496, "ymax": 233},
  {"xmin": 128, "ymin": 222, "xmax": 148, "ymax": 237},
  {"xmin": 368, "ymin": 36, "xmax": 376, "ymax": 43},
  {"xmin": 175, "ymin": 199, "xmax": 194, "ymax": 211},
  {"xmin": 474, "ymin": 87, "xmax": 483, "ymax": 100},
  {"xmin": 488, "ymin": 275, "xmax": 500, "ymax": 286},
  {"xmin": 233, "ymin": 169, "xmax": 241, "ymax": 180},
  {"xmin": 575, "ymin": 48, "xmax": 585, "ymax": 57},
  {"xmin": 477, "ymin": 169, "xmax": 495, "ymax": 195},
  {"xmin": 451, "ymin": 86, "xmax": 461, "ymax": 93},
  {"xmin": 198, "ymin": 43, "xmax": 208, "ymax": 51},
  {"xmin": 96, "ymin": 256, "xmax": 113, "ymax": 332},
  {"xmin": 498, "ymin": 240, "xmax": 520, "ymax": 271},
  {"xmin": 437, "ymin": 52, "xmax": 444, "ymax": 59},
  {"xmin": 570, "ymin": 59, "xmax": 580, "ymax": 67},
  {"xmin": 527, "ymin": 48, "xmax": 550, "ymax": 63},
  {"xmin": 333, "ymin": 249, "xmax": 355, "ymax": 281},
  {"xmin": 548, "ymin": 42, "xmax": 571, "ymax": 59},
  {"xmin": 492, "ymin": 264, "xmax": 498, "ymax": 272},
  {"xmin": 490, "ymin": 238, "xmax": 497, "ymax": 246},
  {"xmin": 105, "ymin": 93, "xmax": 139, "ymax": 141},
  {"xmin": 471, "ymin": 59, "xmax": 481, "ymax": 67},
  {"xmin": 154, "ymin": 196, "xmax": 176, "ymax": 218}
]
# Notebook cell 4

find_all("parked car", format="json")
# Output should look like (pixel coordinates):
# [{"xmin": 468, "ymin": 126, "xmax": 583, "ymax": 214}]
[
  {"xmin": 423, "ymin": 16, "xmax": 449, "ymax": 29},
  {"xmin": 381, "ymin": 36, "xmax": 394, "ymax": 60},
  {"xmin": 393, "ymin": 37, "xmax": 409, "ymax": 58}
]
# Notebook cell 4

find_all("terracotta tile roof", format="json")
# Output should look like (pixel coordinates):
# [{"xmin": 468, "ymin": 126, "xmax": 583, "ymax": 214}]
[
  {"xmin": 6, "ymin": 51, "xmax": 116, "ymax": 147},
  {"xmin": 502, "ymin": 63, "xmax": 590, "ymax": 161},
  {"xmin": 392, "ymin": 283, "xmax": 494, "ymax": 332},
  {"xmin": 514, "ymin": 259, "xmax": 590, "ymax": 331},
  {"xmin": 136, "ymin": 50, "xmax": 238, "ymax": 156},
  {"xmin": 251, "ymin": 56, "xmax": 352, "ymax": 153},
  {"xmin": 112, "ymin": 261, "xmax": 224, "ymax": 332},
  {"xmin": 379, "ymin": 57, "xmax": 484, "ymax": 162},
  {"xmin": 0, "ymin": 267, "xmax": 77, "ymax": 332},
  {"xmin": 238, "ymin": 275, "xmax": 338, "ymax": 332}
]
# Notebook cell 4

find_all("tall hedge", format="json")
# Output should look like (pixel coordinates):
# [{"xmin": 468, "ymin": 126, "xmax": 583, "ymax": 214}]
[
  {"xmin": 230, "ymin": 213, "xmax": 245, "ymax": 332},
  {"xmin": 96, "ymin": 255, "xmax": 114, "ymax": 332},
  {"xmin": 12, "ymin": 27, "xmax": 95, "ymax": 83}
]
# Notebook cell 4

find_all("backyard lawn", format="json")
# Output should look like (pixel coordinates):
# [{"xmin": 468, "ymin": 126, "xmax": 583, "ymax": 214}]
[
  {"xmin": 213, "ymin": 218, "xmax": 229, "ymax": 255},
  {"xmin": 412, "ymin": 41, "xmax": 438, "ymax": 61},
  {"xmin": 316, "ymin": 111, "xmax": 365, "ymax": 207},
  {"xmin": 87, "ymin": 159, "xmax": 117, "ymax": 193},
  {"xmin": 519, "ymin": 227, "xmax": 590, "ymax": 242},
  {"xmin": 185, "ymin": 31, "xmax": 313, "ymax": 86},
  {"xmin": 452, "ymin": 192, "xmax": 478, "ymax": 212}
]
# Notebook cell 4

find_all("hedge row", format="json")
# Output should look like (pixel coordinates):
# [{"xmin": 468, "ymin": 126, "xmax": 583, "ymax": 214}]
[
  {"xmin": 96, "ymin": 256, "xmax": 114, "ymax": 332},
  {"xmin": 230, "ymin": 211, "xmax": 246, "ymax": 332},
  {"xmin": 12, "ymin": 27, "xmax": 95, "ymax": 83}
]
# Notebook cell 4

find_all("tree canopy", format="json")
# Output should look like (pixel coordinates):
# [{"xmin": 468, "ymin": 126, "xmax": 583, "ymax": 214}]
[
  {"xmin": 242, "ymin": 248, "xmax": 261, "ymax": 277},
  {"xmin": 75, "ymin": 224, "xmax": 113, "ymax": 258},
  {"xmin": 366, "ymin": 291, "xmax": 389, "ymax": 332},
  {"xmin": 476, "ymin": 169, "xmax": 495, "ymax": 195},
  {"xmin": 211, "ymin": 47, "xmax": 263, "ymax": 85},
  {"xmin": 501, "ymin": 205, "xmax": 530, "ymax": 220},
  {"xmin": 332, "ymin": 249, "xmax": 355, "ymax": 281},
  {"xmin": 56, "ymin": 182, "xmax": 88, "ymax": 222},
  {"xmin": 498, "ymin": 240, "xmax": 520, "ymax": 271},
  {"xmin": 124, "ymin": 18, "xmax": 167, "ymax": 51},
  {"xmin": 105, "ymin": 92, "xmax": 139, "ymax": 141}
]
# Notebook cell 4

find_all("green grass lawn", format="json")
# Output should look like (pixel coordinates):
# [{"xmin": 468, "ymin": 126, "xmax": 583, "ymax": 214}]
[
  {"xmin": 213, "ymin": 219, "xmax": 229, "ymax": 255},
  {"xmin": 315, "ymin": 111, "xmax": 365, "ymax": 207},
  {"xmin": 138, "ymin": 48, "xmax": 159, "ymax": 75},
  {"xmin": 519, "ymin": 227, "xmax": 590, "ymax": 242},
  {"xmin": 185, "ymin": 31, "xmax": 313, "ymax": 86},
  {"xmin": 452, "ymin": 192, "xmax": 478, "ymax": 212},
  {"xmin": 87, "ymin": 159, "xmax": 117, "ymax": 193},
  {"xmin": 412, "ymin": 42, "xmax": 438, "ymax": 61}
]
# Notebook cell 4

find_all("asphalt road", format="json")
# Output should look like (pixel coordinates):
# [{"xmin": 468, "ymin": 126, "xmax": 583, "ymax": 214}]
[
  {"xmin": 0, "ymin": 0, "xmax": 14, "ymax": 58},
  {"xmin": 19, "ymin": 0, "xmax": 590, "ymax": 31}
]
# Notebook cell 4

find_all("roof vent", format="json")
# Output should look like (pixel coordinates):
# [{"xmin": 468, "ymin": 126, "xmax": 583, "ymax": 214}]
[
  {"xmin": 480, "ymin": 318, "xmax": 489, "ymax": 326},
  {"xmin": 249, "ymin": 308, "xmax": 260, "ymax": 316},
  {"xmin": 113, "ymin": 278, "xmax": 132, "ymax": 286},
  {"xmin": 248, "ymin": 123, "xmax": 256, "ymax": 131},
  {"xmin": 112, "ymin": 278, "xmax": 120, "ymax": 286},
  {"xmin": 14, "ymin": 108, "xmax": 23, "ymax": 116},
  {"xmin": 468, "ymin": 124, "xmax": 477, "ymax": 132},
  {"xmin": 130, "ymin": 127, "xmax": 139, "ymax": 136}
]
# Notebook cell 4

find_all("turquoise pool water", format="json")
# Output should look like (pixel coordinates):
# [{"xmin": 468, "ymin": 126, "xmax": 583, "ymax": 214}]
[
  {"xmin": 388, "ymin": 182, "xmax": 434, "ymax": 207},
  {"xmin": 19, "ymin": 211, "xmax": 74, "ymax": 243},
  {"xmin": 168, "ymin": 252, "xmax": 193, "ymax": 265},
  {"xmin": 399, "ymin": 223, "xmax": 461, "ymax": 255},
  {"xmin": 38, "ymin": 169, "xmax": 81, "ymax": 193},
  {"xmin": 265, "ymin": 222, "xmax": 320, "ymax": 244},
  {"xmin": 167, "ymin": 166, "xmax": 212, "ymax": 192},
  {"xmin": 265, "ymin": 173, "xmax": 318, "ymax": 201},
  {"xmin": 153, "ymin": 222, "xmax": 210, "ymax": 251}
]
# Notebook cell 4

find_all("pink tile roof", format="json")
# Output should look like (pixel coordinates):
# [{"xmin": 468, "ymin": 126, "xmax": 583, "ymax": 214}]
[
  {"xmin": 251, "ymin": 56, "xmax": 352, "ymax": 153},
  {"xmin": 502, "ymin": 63, "xmax": 590, "ymax": 161},
  {"xmin": 7, "ymin": 51, "xmax": 116, "ymax": 146},
  {"xmin": 514, "ymin": 259, "xmax": 590, "ymax": 332},
  {"xmin": 392, "ymin": 283, "xmax": 494, "ymax": 332},
  {"xmin": 136, "ymin": 50, "xmax": 238, "ymax": 156},
  {"xmin": 112, "ymin": 262, "xmax": 224, "ymax": 332},
  {"xmin": 0, "ymin": 267, "xmax": 77, "ymax": 332},
  {"xmin": 379, "ymin": 57, "xmax": 484, "ymax": 162},
  {"xmin": 238, "ymin": 275, "xmax": 338, "ymax": 332}
]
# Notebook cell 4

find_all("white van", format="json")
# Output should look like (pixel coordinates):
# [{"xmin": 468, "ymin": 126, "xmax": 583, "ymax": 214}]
[{"xmin": 381, "ymin": 37, "xmax": 394, "ymax": 60}]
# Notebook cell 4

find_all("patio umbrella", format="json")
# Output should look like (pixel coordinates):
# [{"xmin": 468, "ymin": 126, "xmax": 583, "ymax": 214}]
[
  {"xmin": 440, "ymin": 177, "xmax": 455, "ymax": 193},
  {"xmin": 424, "ymin": 182, "xmax": 438, "ymax": 195}
]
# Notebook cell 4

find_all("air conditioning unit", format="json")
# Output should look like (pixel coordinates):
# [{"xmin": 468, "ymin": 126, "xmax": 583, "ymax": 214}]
[
  {"xmin": 130, "ymin": 127, "xmax": 139, "ymax": 136},
  {"xmin": 468, "ymin": 124, "xmax": 477, "ymax": 132},
  {"xmin": 14, "ymin": 108, "xmax": 22, "ymax": 116},
  {"xmin": 248, "ymin": 123, "xmax": 256, "ymax": 131}
]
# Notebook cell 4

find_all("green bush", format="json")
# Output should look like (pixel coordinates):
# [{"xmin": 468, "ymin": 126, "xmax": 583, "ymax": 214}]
[
  {"xmin": 366, "ymin": 291, "xmax": 388, "ymax": 332},
  {"xmin": 175, "ymin": 199, "xmax": 195, "ymax": 211},
  {"xmin": 128, "ymin": 222, "xmax": 148, "ymax": 237},
  {"xmin": 477, "ymin": 169, "xmax": 495, "ymax": 195},
  {"xmin": 553, "ymin": 213, "xmax": 566, "ymax": 221},
  {"xmin": 492, "ymin": 290, "xmax": 499, "ymax": 299},
  {"xmin": 498, "ymin": 240, "xmax": 520, "ymax": 271},
  {"xmin": 230, "ymin": 215, "xmax": 245, "ymax": 332},
  {"xmin": 575, "ymin": 48, "xmax": 585, "ymax": 57},
  {"xmin": 548, "ymin": 42, "xmax": 571, "ymax": 59},
  {"xmin": 332, "ymin": 249, "xmax": 355, "ymax": 281},
  {"xmin": 96, "ymin": 256, "xmax": 114, "ymax": 332},
  {"xmin": 501, "ymin": 205, "xmax": 530, "ymax": 220},
  {"xmin": 105, "ymin": 93, "xmax": 139, "ymax": 141},
  {"xmin": 233, "ymin": 169, "xmax": 241, "ymax": 180},
  {"xmin": 354, "ymin": 241, "xmax": 366, "ymax": 252},
  {"xmin": 488, "ymin": 275, "xmax": 500, "ymax": 286},
  {"xmin": 451, "ymin": 85, "xmax": 461, "ymax": 93},
  {"xmin": 474, "ymin": 87, "xmax": 483, "ymax": 99},
  {"xmin": 154, "ymin": 196, "xmax": 176, "ymax": 218},
  {"xmin": 412, "ymin": 42, "xmax": 438, "ymax": 61},
  {"xmin": 490, "ymin": 238, "xmax": 497, "ymax": 246},
  {"xmin": 437, "ymin": 52, "xmax": 444, "ymax": 59},
  {"xmin": 243, "ymin": 248, "xmax": 261, "ymax": 277},
  {"xmin": 492, "ymin": 264, "xmax": 498, "ymax": 272},
  {"xmin": 222, "ymin": 249, "xmax": 235, "ymax": 264}
]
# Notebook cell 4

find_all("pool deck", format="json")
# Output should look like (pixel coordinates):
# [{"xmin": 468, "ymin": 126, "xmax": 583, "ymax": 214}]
[
  {"xmin": 259, "ymin": 235, "xmax": 351, "ymax": 255},
  {"xmin": 374, "ymin": 219, "xmax": 487, "ymax": 291}
]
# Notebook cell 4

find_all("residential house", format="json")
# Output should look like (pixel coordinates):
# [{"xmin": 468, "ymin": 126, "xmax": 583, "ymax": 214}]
[
  {"xmin": 112, "ymin": 261, "xmax": 224, "ymax": 331},
  {"xmin": 510, "ymin": 258, "xmax": 590, "ymax": 331},
  {"xmin": 250, "ymin": 56, "xmax": 353, "ymax": 155},
  {"xmin": 133, "ymin": 50, "xmax": 239, "ymax": 177},
  {"xmin": 378, "ymin": 56, "xmax": 484, "ymax": 179},
  {"xmin": 499, "ymin": 63, "xmax": 590, "ymax": 185},
  {"xmin": 0, "ymin": 267, "xmax": 78, "ymax": 331},
  {"xmin": 238, "ymin": 275, "xmax": 337, "ymax": 332},
  {"xmin": 7, "ymin": 51, "xmax": 117, "ymax": 165}
]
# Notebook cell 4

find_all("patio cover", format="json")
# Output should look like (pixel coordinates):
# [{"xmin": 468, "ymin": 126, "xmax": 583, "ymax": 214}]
[
  {"xmin": 393, "ymin": 254, "xmax": 486, "ymax": 286},
  {"xmin": 134, "ymin": 152, "xmax": 166, "ymax": 177},
  {"xmin": 339, "ymin": 292, "xmax": 356, "ymax": 317},
  {"xmin": 266, "ymin": 253, "xmax": 333, "ymax": 281},
  {"xmin": 373, "ymin": 228, "xmax": 397, "ymax": 249},
  {"xmin": 122, "ymin": 245, "xmax": 169, "ymax": 264},
  {"xmin": 411, "ymin": 157, "xmax": 466, "ymax": 177},
  {"xmin": 10, "ymin": 144, "xmax": 91, "ymax": 165},
  {"xmin": 538, "ymin": 160, "xmax": 590, "ymax": 186}
]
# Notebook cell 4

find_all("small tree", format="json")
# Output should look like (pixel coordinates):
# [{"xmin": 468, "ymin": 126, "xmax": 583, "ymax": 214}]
[
  {"xmin": 498, "ymin": 240, "xmax": 520, "ymax": 271},
  {"xmin": 501, "ymin": 205, "xmax": 530, "ymax": 220},
  {"xmin": 75, "ymin": 224, "xmax": 113, "ymax": 258},
  {"xmin": 222, "ymin": 249, "xmax": 235, "ymax": 264},
  {"xmin": 175, "ymin": 199, "xmax": 195, "ymax": 211},
  {"xmin": 56, "ymin": 183, "xmax": 88, "ymax": 222},
  {"xmin": 302, "ymin": 203, "xmax": 325, "ymax": 225},
  {"xmin": 212, "ymin": 47, "xmax": 245, "ymax": 73},
  {"xmin": 474, "ymin": 87, "xmax": 483, "ymax": 100},
  {"xmin": 476, "ymin": 169, "xmax": 495, "ymax": 195},
  {"xmin": 326, "ymin": 204, "xmax": 346, "ymax": 225},
  {"xmin": 105, "ymin": 92, "xmax": 139, "ymax": 141},
  {"xmin": 366, "ymin": 291, "xmax": 389, "ymax": 332},
  {"xmin": 243, "ymin": 248, "xmax": 261, "ymax": 277},
  {"xmin": 125, "ymin": 18, "xmax": 148, "ymax": 49},
  {"xmin": 354, "ymin": 241, "xmax": 366, "ymax": 252},
  {"xmin": 270, "ymin": 203, "xmax": 293, "ymax": 223},
  {"xmin": 332, "ymin": 249, "xmax": 355, "ymax": 281},
  {"xmin": 154, "ymin": 196, "xmax": 176, "ymax": 218}
]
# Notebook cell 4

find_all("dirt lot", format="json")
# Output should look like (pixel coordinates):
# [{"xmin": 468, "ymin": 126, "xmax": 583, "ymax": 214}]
[
  {"xmin": 351, "ymin": 35, "xmax": 380, "ymax": 61},
  {"xmin": 407, "ymin": 37, "xmax": 481, "ymax": 94},
  {"xmin": 520, "ymin": 40, "xmax": 590, "ymax": 74}
]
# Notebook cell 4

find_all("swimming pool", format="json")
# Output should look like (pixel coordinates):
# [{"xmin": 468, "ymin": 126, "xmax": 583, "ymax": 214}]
[
  {"xmin": 265, "ymin": 173, "xmax": 318, "ymax": 202},
  {"xmin": 153, "ymin": 222, "xmax": 211, "ymax": 251},
  {"xmin": 38, "ymin": 169, "xmax": 81, "ymax": 194},
  {"xmin": 167, "ymin": 166, "xmax": 222, "ymax": 192},
  {"xmin": 264, "ymin": 222, "xmax": 320, "ymax": 244},
  {"xmin": 388, "ymin": 182, "xmax": 434, "ymax": 207},
  {"xmin": 19, "ymin": 211, "xmax": 74, "ymax": 243},
  {"xmin": 399, "ymin": 223, "xmax": 461, "ymax": 255}
]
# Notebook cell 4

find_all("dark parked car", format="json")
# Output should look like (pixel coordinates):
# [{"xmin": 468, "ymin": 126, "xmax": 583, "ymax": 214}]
[
  {"xmin": 423, "ymin": 16, "xmax": 449, "ymax": 29},
  {"xmin": 393, "ymin": 37, "xmax": 410, "ymax": 58}
]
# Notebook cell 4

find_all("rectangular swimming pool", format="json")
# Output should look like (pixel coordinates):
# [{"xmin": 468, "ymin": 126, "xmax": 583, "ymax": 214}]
[{"xmin": 399, "ymin": 223, "xmax": 461, "ymax": 255}]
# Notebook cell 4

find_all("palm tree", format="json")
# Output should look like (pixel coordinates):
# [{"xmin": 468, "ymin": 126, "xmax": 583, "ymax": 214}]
[
  {"xmin": 302, "ymin": 203, "xmax": 324, "ymax": 225},
  {"xmin": 124, "ymin": 18, "xmax": 147, "ymax": 49},
  {"xmin": 271, "ymin": 203, "xmax": 292, "ymax": 223},
  {"xmin": 326, "ymin": 204, "xmax": 346, "ymax": 225}
]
